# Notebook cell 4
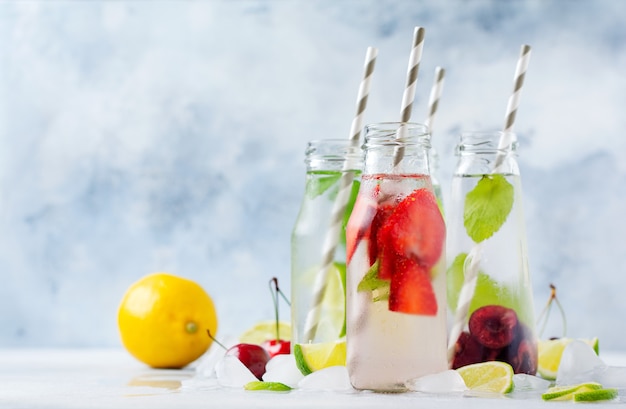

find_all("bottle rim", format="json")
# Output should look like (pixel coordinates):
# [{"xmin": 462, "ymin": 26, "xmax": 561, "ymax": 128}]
[
  {"xmin": 456, "ymin": 130, "xmax": 518, "ymax": 155},
  {"xmin": 304, "ymin": 139, "xmax": 363, "ymax": 163},
  {"xmin": 363, "ymin": 122, "xmax": 431, "ymax": 149}
]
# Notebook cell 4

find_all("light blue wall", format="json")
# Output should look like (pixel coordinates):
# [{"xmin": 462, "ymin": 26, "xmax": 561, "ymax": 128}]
[{"xmin": 1, "ymin": 1, "xmax": 625, "ymax": 349}]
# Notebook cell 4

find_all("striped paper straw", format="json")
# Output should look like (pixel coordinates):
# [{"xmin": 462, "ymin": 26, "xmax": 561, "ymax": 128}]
[
  {"xmin": 425, "ymin": 66, "xmax": 446, "ymax": 134},
  {"xmin": 495, "ymin": 44, "xmax": 532, "ymax": 169},
  {"xmin": 303, "ymin": 46, "xmax": 378, "ymax": 342},
  {"xmin": 393, "ymin": 26, "xmax": 426, "ymax": 167},
  {"xmin": 446, "ymin": 44, "xmax": 533, "ymax": 365}
]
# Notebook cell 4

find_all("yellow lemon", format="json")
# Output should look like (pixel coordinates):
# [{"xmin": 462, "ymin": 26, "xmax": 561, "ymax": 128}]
[{"xmin": 118, "ymin": 272, "xmax": 218, "ymax": 368}]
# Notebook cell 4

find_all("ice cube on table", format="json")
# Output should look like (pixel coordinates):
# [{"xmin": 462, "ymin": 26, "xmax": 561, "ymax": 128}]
[
  {"xmin": 215, "ymin": 355, "xmax": 257, "ymax": 388},
  {"xmin": 512, "ymin": 374, "xmax": 551, "ymax": 391},
  {"xmin": 297, "ymin": 366, "xmax": 352, "ymax": 391},
  {"xmin": 407, "ymin": 370, "xmax": 467, "ymax": 394},
  {"xmin": 262, "ymin": 354, "xmax": 304, "ymax": 388},
  {"xmin": 556, "ymin": 340, "xmax": 607, "ymax": 385},
  {"xmin": 596, "ymin": 366, "xmax": 626, "ymax": 389}
]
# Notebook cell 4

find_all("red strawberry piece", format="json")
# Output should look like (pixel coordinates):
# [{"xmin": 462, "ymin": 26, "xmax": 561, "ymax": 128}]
[
  {"xmin": 388, "ymin": 256, "xmax": 437, "ymax": 315},
  {"xmin": 385, "ymin": 188, "xmax": 445, "ymax": 268},
  {"xmin": 368, "ymin": 203, "xmax": 395, "ymax": 266},
  {"xmin": 346, "ymin": 194, "xmax": 378, "ymax": 264},
  {"xmin": 468, "ymin": 305, "xmax": 518, "ymax": 349}
]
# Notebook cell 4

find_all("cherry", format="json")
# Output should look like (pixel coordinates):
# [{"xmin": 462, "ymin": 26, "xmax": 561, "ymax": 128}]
[
  {"xmin": 225, "ymin": 343, "xmax": 270, "ymax": 380},
  {"xmin": 469, "ymin": 305, "xmax": 518, "ymax": 349},
  {"xmin": 262, "ymin": 339, "xmax": 291, "ymax": 358},
  {"xmin": 207, "ymin": 330, "xmax": 270, "ymax": 380}
]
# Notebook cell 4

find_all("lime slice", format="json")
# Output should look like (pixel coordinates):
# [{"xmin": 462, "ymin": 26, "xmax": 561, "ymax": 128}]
[
  {"xmin": 239, "ymin": 321, "xmax": 291, "ymax": 344},
  {"xmin": 293, "ymin": 339, "xmax": 346, "ymax": 376},
  {"xmin": 537, "ymin": 337, "xmax": 599, "ymax": 380},
  {"xmin": 244, "ymin": 381, "xmax": 292, "ymax": 392},
  {"xmin": 456, "ymin": 361, "xmax": 514, "ymax": 394},
  {"xmin": 574, "ymin": 388, "xmax": 618, "ymax": 402},
  {"xmin": 541, "ymin": 382, "xmax": 603, "ymax": 401},
  {"xmin": 298, "ymin": 262, "xmax": 346, "ymax": 342}
]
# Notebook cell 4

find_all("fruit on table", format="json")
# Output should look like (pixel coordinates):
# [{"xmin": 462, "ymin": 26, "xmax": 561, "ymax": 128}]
[
  {"xmin": 262, "ymin": 339, "xmax": 291, "ymax": 358},
  {"xmin": 456, "ymin": 361, "xmax": 514, "ymax": 394},
  {"xmin": 239, "ymin": 321, "xmax": 291, "ymax": 345},
  {"xmin": 451, "ymin": 305, "xmax": 537, "ymax": 374},
  {"xmin": 225, "ymin": 343, "xmax": 270, "ymax": 380},
  {"xmin": 118, "ymin": 272, "xmax": 218, "ymax": 369},
  {"xmin": 537, "ymin": 337, "xmax": 599, "ymax": 380},
  {"xmin": 540, "ymin": 382, "xmax": 618, "ymax": 402}
]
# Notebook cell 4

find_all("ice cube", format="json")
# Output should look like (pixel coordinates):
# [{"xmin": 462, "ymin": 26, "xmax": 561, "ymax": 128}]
[
  {"xmin": 596, "ymin": 366, "xmax": 626, "ymax": 388},
  {"xmin": 407, "ymin": 370, "xmax": 468, "ymax": 393},
  {"xmin": 556, "ymin": 340, "xmax": 607, "ymax": 385},
  {"xmin": 180, "ymin": 376, "xmax": 220, "ymax": 391},
  {"xmin": 512, "ymin": 374, "xmax": 551, "ymax": 391},
  {"xmin": 215, "ymin": 355, "xmax": 257, "ymax": 388},
  {"xmin": 262, "ymin": 354, "xmax": 304, "ymax": 388},
  {"xmin": 297, "ymin": 366, "xmax": 352, "ymax": 391}
]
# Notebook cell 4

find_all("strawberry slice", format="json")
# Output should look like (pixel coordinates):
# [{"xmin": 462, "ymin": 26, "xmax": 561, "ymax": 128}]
[
  {"xmin": 368, "ymin": 203, "xmax": 395, "ymax": 266},
  {"xmin": 346, "ymin": 194, "xmax": 377, "ymax": 264},
  {"xmin": 388, "ymin": 256, "xmax": 438, "ymax": 315},
  {"xmin": 385, "ymin": 188, "xmax": 445, "ymax": 268}
]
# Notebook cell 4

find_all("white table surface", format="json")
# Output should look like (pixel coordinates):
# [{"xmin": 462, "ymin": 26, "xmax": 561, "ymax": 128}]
[{"xmin": 1, "ymin": 348, "xmax": 625, "ymax": 408}]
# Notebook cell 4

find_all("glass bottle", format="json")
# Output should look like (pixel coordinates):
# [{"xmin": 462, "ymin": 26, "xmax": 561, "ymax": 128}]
[
  {"xmin": 345, "ymin": 122, "xmax": 448, "ymax": 392},
  {"xmin": 291, "ymin": 139, "xmax": 362, "ymax": 348},
  {"xmin": 446, "ymin": 131, "xmax": 537, "ymax": 374}
]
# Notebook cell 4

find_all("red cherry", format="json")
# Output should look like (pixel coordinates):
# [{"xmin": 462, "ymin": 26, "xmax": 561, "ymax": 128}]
[
  {"xmin": 225, "ymin": 343, "xmax": 270, "ymax": 380},
  {"xmin": 262, "ymin": 339, "xmax": 291, "ymax": 358}
]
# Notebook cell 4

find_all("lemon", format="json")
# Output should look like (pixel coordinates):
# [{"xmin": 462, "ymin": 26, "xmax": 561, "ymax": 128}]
[
  {"xmin": 118, "ymin": 272, "xmax": 218, "ymax": 369},
  {"xmin": 537, "ymin": 337, "xmax": 599, "ymax": 380},
  {"xmin": 239, "ymin": 321, "xmax": 291, "ymax": 344},
  {"xmin": 541, "ymin": 382, "xmax": 602, "ymax": 401},
  {"xmin": 456, "ymin": 361, "xmax": 514, "ymax": 394},
  {"xmin": 293, "ymin": 339, "xmax": 346, "ymax": 375}
]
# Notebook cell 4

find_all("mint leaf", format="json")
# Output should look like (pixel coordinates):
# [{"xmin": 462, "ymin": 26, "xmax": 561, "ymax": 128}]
[
  {"xmin": 305, "ymin": 171, "xmax": 341, "ymax": 199},
  {"xmin": 463, "ymin": 174, "xmax": 514, "ymax": 243},
  {"xmin": 357, "ymin": 261, "xmax": 389, "ymax": 293}
]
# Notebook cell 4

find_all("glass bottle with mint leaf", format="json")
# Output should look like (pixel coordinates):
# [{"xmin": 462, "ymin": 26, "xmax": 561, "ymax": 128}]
[
  {"xmin": 446, "ymin": 131, "xmax": 537, "ymax": 374},
  {"xmin": 291, "ymin": 140, "xmax": 361, "ymax": 348}
]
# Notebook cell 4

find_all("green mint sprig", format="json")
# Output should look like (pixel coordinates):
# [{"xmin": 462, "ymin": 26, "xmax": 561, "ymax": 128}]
[
  {"xmin": 357, "ymin": 260, "xmax": 390, "ymax": 302},
  {"xmin": 463, "ymin": 174, "xmax": 514, "ymax": 243}
]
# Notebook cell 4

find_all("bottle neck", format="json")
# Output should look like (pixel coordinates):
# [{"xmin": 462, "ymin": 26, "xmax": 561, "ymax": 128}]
[
  {"xmin": 455, "ymin": 131, "xmax": 520, "ymax": 176},
  {"xmin": 362, "ymin": 122, "xmax": 432, "ymax": 175},
  {"xmin": 304, "ymin": 139, "xmax": 362, "ymax": 172}
]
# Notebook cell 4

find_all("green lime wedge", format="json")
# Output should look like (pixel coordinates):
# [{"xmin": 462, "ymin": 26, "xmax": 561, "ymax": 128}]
[
  {"xmin": 541, "ymin": 382, "xmax": 602, "ymax": 401},
  {"xmin": 573, "ymin": 388, "xmax": 618, "ymax": 402},
  {"xmin": 244, "ymin": 381, "xmax": 292, "ymax": 392}
]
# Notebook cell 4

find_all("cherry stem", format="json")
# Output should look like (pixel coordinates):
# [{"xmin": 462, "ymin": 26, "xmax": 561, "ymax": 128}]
[
  {"xmin": 206, "ymin": 329, "xmax": 228, "ymax": 351},
  {"xmin": 537, "ymin": 283, "xmax": 567, "ymax": 338},
  {"xmin": 270, "ymin": 278, "xmax": 280, "ymax": 342}
]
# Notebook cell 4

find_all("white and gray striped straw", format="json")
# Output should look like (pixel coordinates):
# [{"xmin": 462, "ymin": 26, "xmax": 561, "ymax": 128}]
[
  {"xmin": 303, "ymin": 46, "xmax": 378, "ymax": 343},
  {"xmin": 446, "ymin": 44, "xmax": 533, "ymax": 366},
  {"xmin": 425, "ymin": 66, "xmax": 446, "ymax": 134},
  {"xmin": 495, "ymin": 44, "xmax": 532, "ymax": 169},
  {"xmin": 393, "ymin": 26, "xmax": 426, "ymax": 167}
]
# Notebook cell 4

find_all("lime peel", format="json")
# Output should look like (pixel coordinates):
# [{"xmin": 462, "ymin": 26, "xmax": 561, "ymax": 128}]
[
  {"xmin": 244, "ymin": 381, "xmax": 292, "ymax": 392},
  {"xmin": 541, "ymin": 382, "xmax": 602, "ymax": 401}
]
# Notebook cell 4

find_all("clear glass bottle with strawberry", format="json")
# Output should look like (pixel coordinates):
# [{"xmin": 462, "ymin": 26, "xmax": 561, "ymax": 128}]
[
  {"xmin": 291, "ymin": 140, "xmax": 362, "ymax": 348},
  {"xmin": 345, "ymin": 122, "xmax": 447, "ymax": 392},
  {"xmin": 446, "ymin": 131, "xmax": 537, "ymax": 374}
]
